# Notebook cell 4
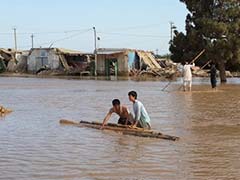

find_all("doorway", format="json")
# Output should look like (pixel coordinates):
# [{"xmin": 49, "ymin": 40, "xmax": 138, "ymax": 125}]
[{"xmin": 105, "ymin": 58, "xmax": 118, "ymax": 76}]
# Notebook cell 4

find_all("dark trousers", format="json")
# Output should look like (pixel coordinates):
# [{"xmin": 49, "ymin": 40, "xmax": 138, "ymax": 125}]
[
  {"xmin": 118, "ymin": 118, "xmax": 131, "ymax": 125},
  {"xmin": 211, "ymin": 78, "xmax": 217, "ymax": 88}
]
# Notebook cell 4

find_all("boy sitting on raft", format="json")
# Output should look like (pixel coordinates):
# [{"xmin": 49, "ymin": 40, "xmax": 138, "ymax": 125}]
[{"xmin": 128, "ymin": 91, "xmax": 151, "ymax": 130}]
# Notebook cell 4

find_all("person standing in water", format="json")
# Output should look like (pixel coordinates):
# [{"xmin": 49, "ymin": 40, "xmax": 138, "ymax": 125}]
[
  {"xmin": 183, "ymin": 61, "xmax": 195, "ymax": 91},
  {"xmin": 210, "ymin": 63, "xmax": 217, "ymax": 89}
]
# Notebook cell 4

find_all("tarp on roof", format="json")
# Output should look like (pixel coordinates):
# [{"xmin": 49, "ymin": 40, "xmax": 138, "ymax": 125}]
[{"xmin": 136, "ymin": 51, "xmax": 161, "ymax": 69}]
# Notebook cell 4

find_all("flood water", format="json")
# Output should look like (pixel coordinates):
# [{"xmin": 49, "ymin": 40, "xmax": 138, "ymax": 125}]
[{"xmin": 0, "ymin": 76, "xmax": 240, "ymax": 180}]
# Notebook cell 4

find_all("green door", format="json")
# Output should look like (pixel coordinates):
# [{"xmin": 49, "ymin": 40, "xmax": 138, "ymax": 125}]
[{"xmin": 105, "ymin": 59, "xmax": 118, "ymax": 77}]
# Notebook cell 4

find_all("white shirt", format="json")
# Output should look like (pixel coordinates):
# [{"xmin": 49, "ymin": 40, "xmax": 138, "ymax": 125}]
[{"xmin": 133, "ymin": 100, "xmax": 151, "ymax": 128}]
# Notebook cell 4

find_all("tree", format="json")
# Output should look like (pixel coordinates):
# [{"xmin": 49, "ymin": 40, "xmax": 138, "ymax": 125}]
[{"xmin": 170, "ymin": 0, "xmax": 240, "ymax": 82}]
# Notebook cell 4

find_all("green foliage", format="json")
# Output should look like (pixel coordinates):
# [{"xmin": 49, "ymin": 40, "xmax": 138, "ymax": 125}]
[
  {"xmin": 170, "ymin": 0, "xmax": 240, "ymax": 73},
  {"xmin": 155, "ymin": 53, "xmax": 171, "ymax": 59}
]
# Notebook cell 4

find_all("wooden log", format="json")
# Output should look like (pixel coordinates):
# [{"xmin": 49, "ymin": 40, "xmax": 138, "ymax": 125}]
[
  {"xmin": 81, "ymin": 120, "xmax": 148, "ymax": 131},
  {"xmin": 60, "ymin": 119, "xmax": 78, "ymax": 125},
  {"xmin": 59, "ymin": 119, "xmax": 179, "ymax": 141},
  {"xmin": 60, "ymin": 119, "xmax": 153, "ymax": 133},
  {"xmin": 123, "ymin": 131, "xmax": 179, "ymax": 141},
  {"xmin": 58, "ymin": 54, "xmax": 70, "ymax": 71}
]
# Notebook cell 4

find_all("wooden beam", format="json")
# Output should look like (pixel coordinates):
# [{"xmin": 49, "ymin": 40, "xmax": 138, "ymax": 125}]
[
  {"xmin": 190, "ymin": 49, "xmax": 206, "ymax": 64},
  {"xmin": 59, "ymin": 119, "xmax": 179, "ymax": 141}
]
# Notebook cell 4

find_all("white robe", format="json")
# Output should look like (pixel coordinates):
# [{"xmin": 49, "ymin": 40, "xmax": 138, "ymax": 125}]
[{"xmin": 183, "ymin": 64, "xmax": 194, "ymax": 81}]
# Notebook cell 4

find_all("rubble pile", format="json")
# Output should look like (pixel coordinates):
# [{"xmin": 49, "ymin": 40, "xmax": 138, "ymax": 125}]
[
  {"xmin": 129, "ymin": 57, "xmax": 231, "ymax": 79},
  {"xmin": 191, "ymin": 66, "xmax": 209, "ymax": 77},
  {"xmin": 0, "ymin": 49, "xmax": 28, "ymax": 73},
  {"xmin": 129, "ymin": 58, "xmax": 178, "ymax": 79}
]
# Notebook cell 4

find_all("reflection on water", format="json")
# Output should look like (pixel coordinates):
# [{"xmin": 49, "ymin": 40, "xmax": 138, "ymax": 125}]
[{"xmin": 0, "ymin": 77, "xmax": 240, "ymax": 180}]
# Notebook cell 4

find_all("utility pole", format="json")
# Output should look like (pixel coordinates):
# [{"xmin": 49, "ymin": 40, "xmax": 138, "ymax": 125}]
[
  {"xmin": 13, "ymin": 28, "xmax": 17, "ymax": 51},
  {"xmin": 93, "ymin": 27, "xmax": 97, "ymax": 76},
  {"xmin": 170, "ymin": 22, "xmax": 176, "ymax": 44},
  {"xmin": 31, "ymin": 34, "xmax": 34, "ymax": 49}
]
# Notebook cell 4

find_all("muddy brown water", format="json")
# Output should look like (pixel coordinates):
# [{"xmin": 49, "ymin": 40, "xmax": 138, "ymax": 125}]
[{"xmin": 0, "ymin": 77, "xmax": 240, "ymax": 180}]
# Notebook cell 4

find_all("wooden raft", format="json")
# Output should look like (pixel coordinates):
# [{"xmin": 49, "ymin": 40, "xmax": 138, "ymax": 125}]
[{"xmin": 59, "ymin": 119, "xmax": 179, "ymax": 141}]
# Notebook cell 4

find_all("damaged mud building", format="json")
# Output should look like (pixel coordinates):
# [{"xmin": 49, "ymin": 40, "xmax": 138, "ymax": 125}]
[
  {"xmin": 96, "ymin": 48, "xmax": 177, "ymax": 78},
  {"xmin": 0, "ymin": 47, "xmax": 178, "ymax": 78},
  {"xmin": 0, "ymin": 48, "xmax": 28, "ymax": 73},
  {"xmin": 0, "ymin": 48, "xmax": 94, "ymax": 75},
  {"xmin": 27, "ymin": 48, "xmax": 94, "ymax": 75},
  {"xmin": 1, "ymin": 46, "xmax": 217, "ymax": 78}
]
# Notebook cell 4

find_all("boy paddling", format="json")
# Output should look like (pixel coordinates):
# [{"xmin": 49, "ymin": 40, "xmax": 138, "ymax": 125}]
[{"xmin": 101, "ymin": 99, "xmax": 132, "ymax": 129}]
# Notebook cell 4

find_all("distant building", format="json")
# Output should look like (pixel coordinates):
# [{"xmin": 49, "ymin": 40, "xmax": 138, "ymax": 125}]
[
  {"xmin": 96, "ymin": 48, "xmax": 161, "ymax": 76},
  {"xmin": 27, "ymin": 48, "xmax": 93, "ymax": 74}
]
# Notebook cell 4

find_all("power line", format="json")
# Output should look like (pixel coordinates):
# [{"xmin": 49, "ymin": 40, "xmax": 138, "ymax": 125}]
[
  {"xmin": 0, "ymin": 24, "xmax": 172, "ymax": 50},
  {"xmin": 0, "ymin": 23, "xmax": 170, "ymax": 36},
  {"xmin": 98, "ymin": 32, "xmax": 169, "ymax": 38},
  {"xmin": 14, "ymin": 29, "xmax": 92, "ymax": 49},
  {"xmin": 37, "ymin": 29, "xmax": 92, "ymax": 47},
  {"xmin": 0, "ymin": 28, "xmax": 92, "ymax": 36}
]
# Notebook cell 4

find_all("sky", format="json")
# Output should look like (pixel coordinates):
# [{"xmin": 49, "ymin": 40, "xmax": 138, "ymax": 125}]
[{"xmin": 0, "ymin": 0, "xmax": 188, "ymax": 54}]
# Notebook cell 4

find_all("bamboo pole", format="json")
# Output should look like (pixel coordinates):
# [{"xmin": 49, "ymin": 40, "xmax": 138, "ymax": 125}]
[
  {"xmin": 190, "ymin": 49, "xmax": 206, "ymax": 64},
  {"xmin": 200, "ymin": 60, "xmax": 212, "ymax": 70}
]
